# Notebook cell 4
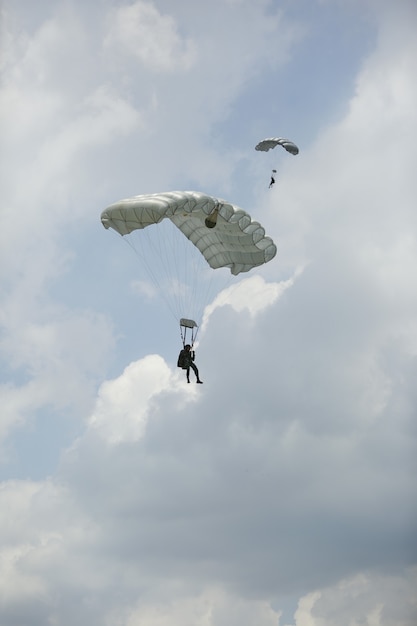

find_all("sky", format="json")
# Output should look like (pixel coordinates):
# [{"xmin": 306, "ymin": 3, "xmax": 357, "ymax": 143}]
[{"xmin": 0, "ymin": 0, "xmax": 416, "ymax": 624}]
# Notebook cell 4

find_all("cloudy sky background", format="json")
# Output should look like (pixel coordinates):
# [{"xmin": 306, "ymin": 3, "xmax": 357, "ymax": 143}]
[{"xmin": 1, "ymin": 0, "xmax": 416, "ymax": 624}]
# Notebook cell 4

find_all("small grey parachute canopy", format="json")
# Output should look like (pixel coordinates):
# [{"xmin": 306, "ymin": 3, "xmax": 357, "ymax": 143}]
[
  {"xmin": 101, "ymin": 191, "xmax": 277, "ymax": 276},
  {"xmin": 255, "ymin": 138, "xmax": 299, "ymax": 155}
]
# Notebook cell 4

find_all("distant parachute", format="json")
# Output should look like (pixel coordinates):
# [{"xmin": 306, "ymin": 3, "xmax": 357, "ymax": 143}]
[
  {"xmin": 101, "ymin": 190, "xmax": 277, "ymax": 331},
  {"xmin": 255, "ymin": 137, "xmax": 299, "ymax": 155}
]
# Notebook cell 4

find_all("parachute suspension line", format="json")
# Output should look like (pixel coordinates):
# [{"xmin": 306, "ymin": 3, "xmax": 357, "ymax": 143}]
[
  {"xmin": 103, "ymin": 228, "xmax": 176, "ymax": 317},
  {"xmin": 191, "ymin": 325, "xmax": 199, "ymax": 347},
  {"xmin": 161, "ymin": 218, "xmax": 207, "ymax": 324},
  {"xmin": 172, "ymin": 203, "xmax": 234, "ymax": 326},
  {"xmin": 123, "ymin": 226, "xmax": 182, "ymax": 322},
  {"xmin": 159, "ymin": 216, "xmax": 225, "ymax": 328},
  {"xmin": 158, "ymin": 217, "xmax": 202, "ymax": 322},
  {"xmin": 123, "ymin": 221, "xmax": 211, "ymax": 329},
  {"xmin": 124, "ymin": 237, "xmax": 182, "ymax": 322}
]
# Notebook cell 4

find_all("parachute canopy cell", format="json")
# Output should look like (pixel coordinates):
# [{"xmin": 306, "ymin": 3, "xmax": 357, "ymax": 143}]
[
  {"xmin": 255, "ymin": 138, "xmax": 299, "ymax": 155},
  {"xmin": 101, "ymin": 191, "xmax": 277, "ymax": 276}
]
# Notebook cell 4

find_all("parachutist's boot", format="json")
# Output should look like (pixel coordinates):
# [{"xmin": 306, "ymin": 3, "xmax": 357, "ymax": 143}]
[
  {"xmin": 197, "ymin": 379, "xmax": 203, "ymax": 384},
  {"xmin": 187, "ymin": 378, "xmax": 190, "ymax": 383}
]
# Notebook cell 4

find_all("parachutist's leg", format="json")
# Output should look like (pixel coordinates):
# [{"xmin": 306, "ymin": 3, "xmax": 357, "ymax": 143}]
[
  {"xmin": 186, "ymin": 367, "xmax": 190, "ymax": 383},
  {"xmin": 190, "ymin": 362, "xmax": 203, "ymax": 383},
  {"xmin": 190, "ymin": 363, "xmax": 198, "ymax": 380}
]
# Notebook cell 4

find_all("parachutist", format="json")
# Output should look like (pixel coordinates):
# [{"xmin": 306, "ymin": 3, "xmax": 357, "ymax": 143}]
[
  {"xmin": 177, "ymin": 344, "xmax": 203, "ymax": 384},
  {"xmin": 255, "ymin": 138, "xmax": 298, "ymax": 187},
  {"xmin": 205, "ymin": 207, "xmax": 219, "ymax": 229}
]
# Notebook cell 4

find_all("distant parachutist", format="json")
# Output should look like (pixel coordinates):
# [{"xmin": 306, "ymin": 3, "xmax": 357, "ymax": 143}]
[{"xmin": 255, "ymin": 138, "xmax": 299, "ymax": 188}]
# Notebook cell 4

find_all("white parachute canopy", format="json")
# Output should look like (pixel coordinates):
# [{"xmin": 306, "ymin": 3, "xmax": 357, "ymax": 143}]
[
  {"xmin": 255, "ymin": 137, "xmax": 299, "ymax": 155},
  {"xmin": 101, "ymin": 190, "xmax": 277, "ymax": 326}
]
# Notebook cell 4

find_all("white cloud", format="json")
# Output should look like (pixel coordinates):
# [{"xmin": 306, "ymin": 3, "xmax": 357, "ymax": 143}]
[
  {"xmin": 130, "ymin": 278, "xmax": 159, "ymax": 300},
  {"xmin": 286, "ymin": 569, "xmax": 417, "ymax": 626},
  {"xmin": 0, "ymin": 309, "xmax": 115, "ymax": 448},
  {"xmin": 104, "ymin": 1, "xmax": 196, "ymax": 72},
  {"xmin": 203, "ymin": 270, "xmax": 303, "ymax": 325},
  {"xmin": 124, "ymin": 586, "xmax": 281, "ymax": 626},
  {"xmin": 0, "ymin": 470, "xmax": 415, "ymax": 624},
  {"xmin": 88, "ymin": 354, "xmax": 185, "ymax": 444}
]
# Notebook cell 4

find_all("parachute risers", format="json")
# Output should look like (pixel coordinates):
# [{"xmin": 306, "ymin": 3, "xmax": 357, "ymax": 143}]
[{"xmin": 180, "ymin": 318, "xmax": 198, "ymax": 347}]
